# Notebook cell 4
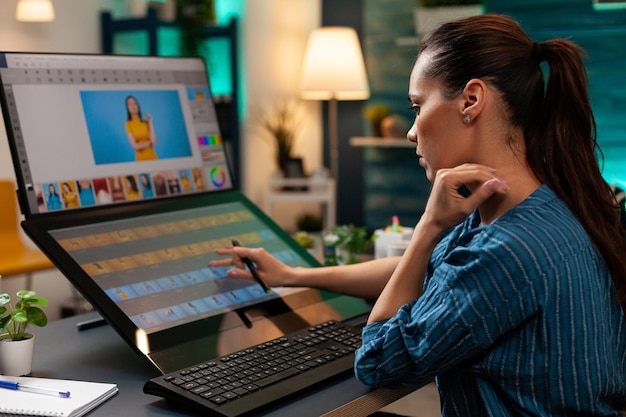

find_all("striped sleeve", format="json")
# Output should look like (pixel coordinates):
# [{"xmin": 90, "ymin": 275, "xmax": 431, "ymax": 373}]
[
  {"xmin": 354, "ymin": 187, "xmax": 626, "ymax": 415},
  {"xmin": 354, "ymin": 223, "xmax": 541, "ymax": 388}
]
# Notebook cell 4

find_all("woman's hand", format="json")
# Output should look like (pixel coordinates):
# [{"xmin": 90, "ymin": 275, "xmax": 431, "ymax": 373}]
[
  {"xmin": 367, "ymin": 163, "xmax": 509, "ymax": 323},
  {"xmin": 422, "ymin": 163, "xmax": 509, "ymax": 232},
  {"xmin": 210, "ymin": 245, "xmax": 294, "ymax": 288}
]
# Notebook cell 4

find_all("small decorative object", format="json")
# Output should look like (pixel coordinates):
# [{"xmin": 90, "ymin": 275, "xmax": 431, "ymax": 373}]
[
  {"xmin": 380, "ymin": 114, "xmax": 409, "ymax": 138},
  {"xmin": 309, "ymin": 168, "xmax": 330, "ymax": 193},
  {"xmin": 322, "ymin": 224, "xmax": 373, "ymax": 266},
  {"xmin": 0, "ymin": 290, "xmax": 48, "ymax": 376},
  {"xmin": 256, "ymin": 101, "xmax": 301, "ymax": 177},
  {"xmin": 364, "ymin": 104, "xmax": 390, "ymax": 137},
  {"xmin": 293, "ymin": 231, "xmax": 316, "ymax": 250},
  {"xmin": 284, "ymin": 157, "xmax": 305, "ymax": 179}
]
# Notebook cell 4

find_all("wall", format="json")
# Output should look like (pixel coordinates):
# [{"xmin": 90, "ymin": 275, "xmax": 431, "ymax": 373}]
[
  {"xmin": 358, "ymin": 0, "xmax": 626, "ymax": 231},
  {"xmin": 240, "ymin": 0, "xmax": 324, "ymax": 232},
  {"xmin": 321, "ymin": 0, "xmax": 367, "ymax": 227},
  {"xmin": 361, "ymin": 0, "xmax": 429, "ymax": 231},
  {"xmin": 488, "ymin": 0, "xmax": 626, "ymax": 188}
]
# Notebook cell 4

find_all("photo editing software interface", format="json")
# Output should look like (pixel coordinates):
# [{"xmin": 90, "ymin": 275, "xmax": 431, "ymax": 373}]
[
  {"xmin": 0, "ymin": 52, "xmax": 233, "ymax": 216},
  {"xmin": 49, "ymin": 200, "xmax": 314, "ymax": 335}
]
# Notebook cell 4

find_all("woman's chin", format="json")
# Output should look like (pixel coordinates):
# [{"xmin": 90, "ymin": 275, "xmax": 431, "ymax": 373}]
[
  {"xmin": 418, "ymin": 157, "xmax": 429, "ymax": 172},
  {"xmin": 419, "ymin": 160, "xmax": 434, "ymax": 182}
]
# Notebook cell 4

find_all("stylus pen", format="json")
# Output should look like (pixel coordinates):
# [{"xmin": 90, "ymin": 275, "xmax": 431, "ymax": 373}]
[
  {"xmin": 0, "ymin": 379, "xmax": 71, "ymax": 398},
  {"xmin": 231, "ymin": 239, "xmax": 271, "ymax": 293},
  {"xmin": 76, "ymin": 316, "xmax": 108, "ymax": 331}
]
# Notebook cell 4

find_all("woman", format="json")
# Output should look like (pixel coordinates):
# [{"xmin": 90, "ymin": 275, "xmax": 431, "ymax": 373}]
[
  {"xmin": 125, "ymin": 95, "xmax": 157, "ymax": 161},
  {"xmin": 61, "ymin": 182, "xmax": 79, "ymax": 208},
  {"xmin": 45, "ymin": 183, "xmax": 62, "ymax": 211},
  {"xmin": 212, "ymin": 14, "xmax": 626, "ymax": 416},
  {"xmin": 139, "ymin": 173, "xmax": 154, "ymax": 198},
  {"xmin": 77, "ymin": 179, "xmax": 96, "ymax": 206},
  {"xmin": 124, "ymin": 175, "xmax": 140, "ymax": 200}
]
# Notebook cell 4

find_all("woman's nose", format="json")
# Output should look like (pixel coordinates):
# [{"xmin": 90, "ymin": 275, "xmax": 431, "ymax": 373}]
[{"xmin": 406, "ymin": 123, "xmax": 417, "ymax": 143}]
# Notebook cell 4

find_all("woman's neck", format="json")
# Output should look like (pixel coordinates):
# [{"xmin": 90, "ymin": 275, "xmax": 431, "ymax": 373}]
[{"xmin": 478, "ymin": 158, "xmax": 541, "ymax": 225}]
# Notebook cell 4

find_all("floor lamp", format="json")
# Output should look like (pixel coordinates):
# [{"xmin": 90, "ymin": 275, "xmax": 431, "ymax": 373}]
[
  {"xmin": 16, "ymin": 0, "xmax": 55, "ymax": 22},
  {"xmin": 299, "ymin": 27, "xmax": 370, "ymax": 179}
]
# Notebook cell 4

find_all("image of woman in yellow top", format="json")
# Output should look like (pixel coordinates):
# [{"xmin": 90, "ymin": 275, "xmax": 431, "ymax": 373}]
[
  {"xmin": 125, "ymin": 95, "xmax": 157, "ymax": 161},
  {"xmin": 124, "ymin": 175, "xmax": 141, "ymax": 200},
  {"xmin": 180, "ymin": 170, "xmax": 192, "ymax": 193},
  {"xmin": 61, "ymin": 182, "xmax": 80, "ymax": 208}
]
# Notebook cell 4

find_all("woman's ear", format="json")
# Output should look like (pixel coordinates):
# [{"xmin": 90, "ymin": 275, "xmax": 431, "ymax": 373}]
[{"xmin": 459, "ymin": 78, "xmax": 487, "ymax": 121}]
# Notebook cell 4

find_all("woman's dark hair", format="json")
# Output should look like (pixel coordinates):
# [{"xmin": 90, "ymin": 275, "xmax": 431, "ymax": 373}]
[
  {"xmin": 125, "ymin": 95, "xmax": 144, "ymax": 121},
  {"xmin": 140, "ymin": 173, "xmax": 152, "ymax": 190},
  {"xmin": 125, "ymin": 175, "xmax": 139, "ymax": 193},
  {"xmin": 420, "ymin": 14, "xmax": 626, "ymax": 312}
]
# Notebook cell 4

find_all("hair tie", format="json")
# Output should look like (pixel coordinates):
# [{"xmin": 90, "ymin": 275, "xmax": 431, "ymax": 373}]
[{"xmin": 533, "ymin": 41, "xmax": 546, "ymax": 63}]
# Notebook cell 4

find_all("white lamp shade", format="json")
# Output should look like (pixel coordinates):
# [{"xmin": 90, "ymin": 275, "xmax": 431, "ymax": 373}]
[
  {"xmin": 16, "ymin": 0, "xmax": 55, "ymax": 22},
  {"xmin": 300, "ymin": 27, "xmax": 370, "ymax": 101}
]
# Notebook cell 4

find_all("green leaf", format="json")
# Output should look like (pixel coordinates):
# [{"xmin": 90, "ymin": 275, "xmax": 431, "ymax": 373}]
[
  {"xmin": 16, "ymin": 290, "xmax": 36, "ymax": 299},
  {"xmin": 26, "ymin": 307, "xmax": 48, "ymax": 327},
  {"xmin": 0, "ymin": 315, "xmax": 11, "ymax": 332},
  {"xmin": 0, "ymin": 293, "xmax": 10, "ymax": 306},
  {"xmin": 25, "ymin": 297, "xmax": 48, "ymax": 307},
  {"xmin": 12, "ymin": 310, "xmax": 28, "ymax": 323}
]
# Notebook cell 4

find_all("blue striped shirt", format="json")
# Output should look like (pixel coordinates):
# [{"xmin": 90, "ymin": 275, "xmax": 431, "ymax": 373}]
[{"xmin": 355, "ymin": 185, "xmax": 626, "ymax": 416}]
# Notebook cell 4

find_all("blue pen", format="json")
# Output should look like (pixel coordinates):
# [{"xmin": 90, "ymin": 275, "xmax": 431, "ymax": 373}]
[{"xmin": 0, "ymin": 379, "xmax": 71, "ymax": 398}]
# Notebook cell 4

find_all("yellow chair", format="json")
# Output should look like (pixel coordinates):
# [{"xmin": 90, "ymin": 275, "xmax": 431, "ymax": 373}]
[{"xmin": 0, "ymin": 180, "xmax": 54, "ymax": 289}]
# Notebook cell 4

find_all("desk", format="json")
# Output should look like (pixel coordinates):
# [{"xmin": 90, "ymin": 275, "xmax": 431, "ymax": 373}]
[
  {"xmin": 265, "ymin": 177, "xmax": 336, "ymax": 229},
  {"xmin": 27, "ymin": 312, "xmax": 381, "ymax": 417}
]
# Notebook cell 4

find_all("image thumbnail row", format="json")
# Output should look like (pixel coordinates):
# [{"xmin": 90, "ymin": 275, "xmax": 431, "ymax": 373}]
[
  {"xmin": 36, "ymin": 165, "xmax": 228, "ymax": 212},
  {"xmin": 81, "ymin": 230, "xmax": 277, "ymax": 276},
  {"xmin": 57, "ymin": 209, "xmax": 258, "ymax": 252}
]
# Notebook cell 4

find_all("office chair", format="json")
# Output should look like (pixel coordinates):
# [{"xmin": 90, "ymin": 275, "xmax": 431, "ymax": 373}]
[{"xmin": 0, "ymin": 179, "xmax": 55, "ymax": 289}]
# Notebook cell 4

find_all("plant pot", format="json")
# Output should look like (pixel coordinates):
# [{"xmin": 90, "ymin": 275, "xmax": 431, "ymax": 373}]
[
  {"xmin": 0, "ymin": 333, "xmax": 35, "ymax": 376},
  {"xmin": 414, "ymin": 5, "xmax": 483, "ymax": 37}
]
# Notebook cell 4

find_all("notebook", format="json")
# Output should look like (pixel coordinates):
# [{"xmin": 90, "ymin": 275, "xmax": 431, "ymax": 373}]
[
  {"xmin": 0, "ymin": 376, "xmax": 118, "ymax": 417},
  {"xmin": 0, "ymin": 52, "xmax": 371, "ymax": 377}
]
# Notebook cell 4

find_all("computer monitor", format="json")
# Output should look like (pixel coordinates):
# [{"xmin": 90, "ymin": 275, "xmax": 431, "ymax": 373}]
[{"xmin": 0, "ymin": 52, "xmax": 371, "ymax": 374}]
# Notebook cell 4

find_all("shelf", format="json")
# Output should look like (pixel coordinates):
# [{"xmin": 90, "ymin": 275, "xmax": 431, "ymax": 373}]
[
  {"xmin": 349, "ymin": 137, "xmax": 414, "ymax": 148},
  {"xmin": 265, "ymin": 178, "xmax": 336, "ymax": 229}
]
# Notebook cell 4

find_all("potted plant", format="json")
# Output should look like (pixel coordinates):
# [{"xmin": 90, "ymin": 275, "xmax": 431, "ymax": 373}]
[
  {"xmin": 322, "ymin": 224, "xmax": 373, "ymax": 266},
  {"xmin": 0, "ymin": 290, "xmax": 48, "ymax": 376},
  {"xmin": 414, "ymin": 0, "xmax": 483, "ymax": 37},
  {"xmin": 256, "ymin": 101, "xmax": 302, "ymax": 177}
]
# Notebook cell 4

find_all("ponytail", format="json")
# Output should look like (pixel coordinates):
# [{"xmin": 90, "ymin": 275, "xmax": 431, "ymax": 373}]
[{"xmin": 528, "ymin": 40, "xmax": 626, "ymax": 312}]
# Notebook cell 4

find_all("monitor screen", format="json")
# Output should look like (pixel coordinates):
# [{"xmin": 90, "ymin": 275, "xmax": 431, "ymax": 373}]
[
  {"xmin": 47, "ymin": 199, "xmax": 308, "ymax": 335},
  {"xmin": 0, "ymin": 52, "xmax": 233, "ymax": 217}
]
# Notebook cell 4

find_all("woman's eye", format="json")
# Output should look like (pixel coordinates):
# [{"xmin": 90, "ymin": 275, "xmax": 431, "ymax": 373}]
[{"xmin": 408, "ymin": 104, "xmax": 420, "ymax": 115}]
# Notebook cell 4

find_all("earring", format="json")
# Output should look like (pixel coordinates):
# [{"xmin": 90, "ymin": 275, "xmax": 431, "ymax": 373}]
[{"xmin": 463, "ymin": 114, "xmax": 471, "ymax": 124}]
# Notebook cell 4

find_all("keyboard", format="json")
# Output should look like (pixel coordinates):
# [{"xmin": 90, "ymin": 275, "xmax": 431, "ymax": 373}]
[{"xmin": 143, "ymin": 320, "xmax": 363, "ymax": 417}]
